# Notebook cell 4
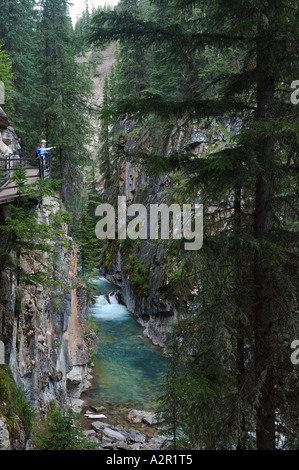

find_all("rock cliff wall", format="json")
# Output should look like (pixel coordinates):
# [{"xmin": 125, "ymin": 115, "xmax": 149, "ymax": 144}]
[
  {"xmin": 1, "ymin": 219, "xmax": 94, "ymax": 408},
  {"xmin": 0, "ymin": 199, "xmax": 97, "ymax": 449},
  {"xmin": 0, "ymin": 110, "xmax": 97, "ymax": 449},
  {"xmin": 0, "ymin": 107, "xmax": 18, "ymax": 159},
  {"xmin": 99, "ymin": 115, "xmax": 240, "ymax": 350}
]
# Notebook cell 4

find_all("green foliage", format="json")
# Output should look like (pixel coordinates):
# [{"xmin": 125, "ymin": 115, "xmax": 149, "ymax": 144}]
[
  {"xmin": 0, "ymin": 365, "xmax": 35, "ymax": 431},
  {"xmin": 85, "ymin": 316, "xmax": 100, "ymax": 337},
  {"xmin": 118, "ymin": 234, "xmax": 134, "ymax": 251},
  {"xmin": 72, "ymin": 193, "xmax": 100, "ymax": 281},
  {"xmin": 74, "ymin": 3, "xmax": 112, "ymax": 52},
  {"xmin": 35, "ymin": 0, "xmax": 93, "ymax": 207},
  {"xmin": 158, "ymin": 355, "xmax": 239, "ymax": 450},
  {"xmin": 33, "ymin": 401, "xmax": 100, "ymax": 450},
  {"xmin": 0, "ymin": 177, "xmax": 71, "ymax": 287},
  {"xmin": 89, "ymin": 0, "xmax": 299, "ymax": 450},
  {"xmin": 13, "ymin": 167, "xmax": 28, "ymax": 196},
  {"xmin": 0, "ymin": 0, "xmax": 94, "ymax": 208},
  {"xmin": 165, "ymin": 259, "xmax": 184, "ymax": 284},
  {"xmin": 0, "ymin": 0, "xmax": 42, "ymax": 149},
  {"xmin": 73, "ymin": 0, "xmax": 91, "ymax": 52},
  {"xmin": 10, "ymin": 386, "xmax": 35, "ymax": 430},
  {"xmin": 15, "ymin": 286, "xmax": 25, "ymax": 315},
  {"xmin": 124, "ymin": 254, "xmax": 149, "ymax": 296},
  {"xmin": 0, "ymin": 45, "xmax": 13, "ymax": 110}
]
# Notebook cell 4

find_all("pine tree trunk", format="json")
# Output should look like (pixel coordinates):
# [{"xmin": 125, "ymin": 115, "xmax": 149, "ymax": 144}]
[
  {"xmin": 59, "ymin": 145, "xmax": 67, "ymax": 203},
  {"xmin": 254, "ymin": 8, "xmax": 276, "ymax": 450},
  {"xmin": 53, "ymin": 2, "xmax": 67, "ymax": 203},
  {"xmin": 234, "ymin": 183, "xmax": 247, "ymax": 450}
]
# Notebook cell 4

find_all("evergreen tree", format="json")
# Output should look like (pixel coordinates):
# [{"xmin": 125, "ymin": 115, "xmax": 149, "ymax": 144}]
[
  {"xmin": 37, "ymin": 0, "xmax": 93, "ymax": 210},
  {"xmin": 33, "ymin": 401, "xmax": 100, "ymax": 450},
  {"xmin": 89, "ymin": 0, "xmax": 299, "ymax": 449},
  {"xmin": 0, "ymin": 0, "xmax": 42, "ymax": 150},
  {"xmin": 0, "ymin": 45, "xmax": 13, "ymax": 110},
  {"xmin": 74, "ymin": 193, "xmax": 100, "ymax": 280},
  {"xmin": 0, "ymin": 172, "xmax": 70, "ymax": 287},
  {"xmin": 74, "ymin": 0, "xmax": 91, "ymax": 53},
  {"xmin": 111, "ymin": 0, "xmax": 149, "ymax": 100},
  {"xmin": 99, "ymin": 74, "xmax": 114, "ymax": 189}
]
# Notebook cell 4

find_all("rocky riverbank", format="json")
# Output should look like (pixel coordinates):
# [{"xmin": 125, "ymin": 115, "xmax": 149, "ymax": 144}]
[{"xmin": 81, "ymin": 407, "xmax": 168, "ymax": 451}]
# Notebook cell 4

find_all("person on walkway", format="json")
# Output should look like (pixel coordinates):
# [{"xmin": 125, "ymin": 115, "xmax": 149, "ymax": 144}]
[
  {"xmin": 36, "ymin": 140, "xmax": 56, "ymax": 177},
  {"xmin": 17, "ymin": 137, "xmax": 27, "ymax": 165}
]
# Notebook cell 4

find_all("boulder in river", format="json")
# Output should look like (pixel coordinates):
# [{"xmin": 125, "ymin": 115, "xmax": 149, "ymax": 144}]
[
  {"xmin": 116, "ymin": 442, "xmax": 130, "ymax": 450},
  {"xmin": 91, "ymin": 421, "xmax": 106, "ymax": 432},
  {"xmin": 126, "ymin": 429, "xmax": 146, "ymax": 444},
  {"xmin": 102, "ymin": 437, "xmax": 114, "ymax": 449},
  {"xmin": 90, "ymin": 419, "xmax": 167, "ymax": 450},
  {"xmin": 127, "ymin": 409, "xmax": 157, "ymax": 425},
  {"xmin": 102, "ymin": 427, "xmax": 127, "ymax": 442},
  {"xmin": 90, "ymin": 405, "xmax": 107, "ymax": 413}
]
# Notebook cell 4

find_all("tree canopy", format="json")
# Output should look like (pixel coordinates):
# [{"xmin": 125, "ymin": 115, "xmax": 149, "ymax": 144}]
[{"xmin": 89, "ymin": 0, "xmax": 299, "ymax": 450}]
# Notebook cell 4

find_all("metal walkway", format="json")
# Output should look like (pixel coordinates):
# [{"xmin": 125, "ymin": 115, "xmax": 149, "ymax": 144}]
[{"xmin": 0, "ymin": 155, "xmax": 51, "ymax": 205}]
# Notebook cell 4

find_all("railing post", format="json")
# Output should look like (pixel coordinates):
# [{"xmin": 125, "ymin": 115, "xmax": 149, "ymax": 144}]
[
  {"xmin": 48, "ymin": 152, "xmax": 52, "ymax": 179},
  {"xmin": 4, "ymin": 157, "xmax": 7, "ymax": 185},
  {"xmin": 38, "ymin": 157, "xmax": 42, "ymax": 178},
  {"xmin": 6, "ymin": 155, "xmax": 10, "ymax": 185},
  {"xmin": 0, "ymin": 157, "xmax": 6, "ymax": 187}
]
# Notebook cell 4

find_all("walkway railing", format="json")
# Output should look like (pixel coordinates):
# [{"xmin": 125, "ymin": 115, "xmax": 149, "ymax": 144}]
[{"xmin": 0, "ymin": 154, "xmax": 52, "ymax": 202}]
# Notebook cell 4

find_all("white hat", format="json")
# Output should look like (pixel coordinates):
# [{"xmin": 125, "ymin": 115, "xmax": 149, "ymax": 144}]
[{"xmin": 41, "ymin": 139, "xmax": 47, "ymax": 143}]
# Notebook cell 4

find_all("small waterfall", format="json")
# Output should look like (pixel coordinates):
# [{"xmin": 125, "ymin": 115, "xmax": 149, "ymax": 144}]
[
  {"xmin": 85, "ymin": 273, "xmax": 168, "ymax": 411},
  {"xmin": 94, "ymin": 292, "xmax": 119, "ymax": 306}
]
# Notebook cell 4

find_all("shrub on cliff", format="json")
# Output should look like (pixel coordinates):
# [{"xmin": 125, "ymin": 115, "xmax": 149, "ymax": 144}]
[
  {"xmin": 32, "ymin": 402, "xmax": 100, "ymax": 451},
  {"xmin": 0, "ymin": 365, "xmax": 35, "ymax": 436}
]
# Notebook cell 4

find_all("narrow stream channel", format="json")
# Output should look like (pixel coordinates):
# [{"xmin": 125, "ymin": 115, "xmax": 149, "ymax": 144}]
[{"xmin": 82, "ymin": 274, "xmax": 169, "ymax": 427}]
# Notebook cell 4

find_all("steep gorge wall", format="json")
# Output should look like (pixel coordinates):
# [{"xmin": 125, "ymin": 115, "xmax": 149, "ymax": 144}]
[
  {"xmin": 0, "ymin": 200, "xmax": 97, "ymax": 450},
  {"xmin": 99, "ymin": 115, "xmax": 241, "ymax": 350},
  {"xmin": 0, "ymin": 110, "xmax": 97, "ymax": 449},
  {"xmin": 1, "ymin": 216, "xmax": 96, "ymax": 411}
]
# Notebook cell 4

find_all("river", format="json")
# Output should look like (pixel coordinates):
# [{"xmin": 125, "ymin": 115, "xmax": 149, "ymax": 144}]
[{"xmin": 81, "ymin": 274, "xmax": 169, "ymax": 426}]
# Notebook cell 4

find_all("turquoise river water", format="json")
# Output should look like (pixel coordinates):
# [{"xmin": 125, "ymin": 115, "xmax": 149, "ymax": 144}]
[{"xmin": 82, "ymin": 274, "xmax": 169, "ymax": 424}]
